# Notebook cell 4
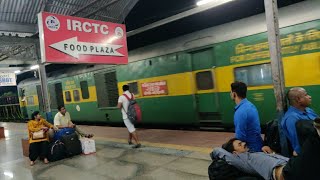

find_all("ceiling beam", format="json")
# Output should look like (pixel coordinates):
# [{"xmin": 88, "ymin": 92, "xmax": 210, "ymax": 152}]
[
  {"xmin": 127, "ymin": 1, "xmax": 234, "ymax": 37},
  {"xmin": 0, "ymin": 58, "xmax": 36, "ymax": 65},
  {"xmin": 0, "ymin": 67, "xmax": 24, "ymax": 72},
  {"xmin": 0, "ymin": 21, "xmax": 37, "ymax": 34}
]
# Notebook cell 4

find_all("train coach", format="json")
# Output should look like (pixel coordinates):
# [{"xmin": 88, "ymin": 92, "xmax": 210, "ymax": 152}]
[{"xmin": 17, "ymin": 1, "xmax": 320, "ymax": 128}]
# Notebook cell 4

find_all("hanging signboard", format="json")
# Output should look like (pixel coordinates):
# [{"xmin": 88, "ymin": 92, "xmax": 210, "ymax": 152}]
[
  {"xmin": 0, "ymin": 73, "xmax": 16, "ymax": 86},
  {"xmin": 38, "ymin": 12, "xmax": 128, "ymax": 64},
  {"xmin": 141, "ymin": 81, "xmax": 168, "ymax": 96}
]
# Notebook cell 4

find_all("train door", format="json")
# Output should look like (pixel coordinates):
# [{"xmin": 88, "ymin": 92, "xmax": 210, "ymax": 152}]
[
  {"xmin": 48, "ymin": 82, "xmax": 64, "ymax": 110},
  {"xmin": 190, "ymin": 48, "xmax": 221, "ymax": 128}
]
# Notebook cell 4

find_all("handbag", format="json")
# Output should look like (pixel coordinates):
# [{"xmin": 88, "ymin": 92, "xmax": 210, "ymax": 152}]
[{"xmin": 32, "ymin": 129, "xmax": 46, "ymax": 140}]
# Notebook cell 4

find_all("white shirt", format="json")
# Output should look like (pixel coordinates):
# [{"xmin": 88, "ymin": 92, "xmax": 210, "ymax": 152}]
[
  {"xmin": 118, "ymin": 90, "xmax": 134, "ymax": 120},
  {"xmin": 54, "ymin": 112, "xmax": 72, "ymax": 127}
]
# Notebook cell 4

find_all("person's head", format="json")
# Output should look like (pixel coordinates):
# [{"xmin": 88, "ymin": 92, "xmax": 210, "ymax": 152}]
[
  {"xmin": 31, "ymin": 111, "xmax": 41, "ymax": 121},
  {"xmin": 287, "ymin": 87, "xmax": 311, "ymax": 109},
  {"xmin": 122, "ymin": 84, "xmax": 129, "ymax": 92},
  {"xmin": 222, "ymin": 138, "xmax": 249, "ymax": 154},
  {"xmin": 230, "ymin": 81, "xmax": 247, "ymax": 101},
  {"xmin": 57, "ymin": 105, "xmax": 66, "ymax": 115}
]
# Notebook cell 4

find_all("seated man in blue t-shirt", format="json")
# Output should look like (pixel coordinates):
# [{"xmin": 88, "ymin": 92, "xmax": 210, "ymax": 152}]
[
  {"xmin": 281, "ymin": 87, "xmax": 318, "ymax": 156},
  {"xmin": 230, "ymin": 82, "xmax": 263, "ymax": 152}
]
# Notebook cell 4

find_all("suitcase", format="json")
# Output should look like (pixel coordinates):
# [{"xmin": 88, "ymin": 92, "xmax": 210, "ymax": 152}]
[
  {"xmin": 21, "ymin": 138, "xmax": 29, "ymax": 157},
  {"xmin": 47, "ymin": 140, "xmax": 66, "ymax": 162},
  {"xmin": 61, "ymin": 133, "xmax": 82, "ymax": 157}
]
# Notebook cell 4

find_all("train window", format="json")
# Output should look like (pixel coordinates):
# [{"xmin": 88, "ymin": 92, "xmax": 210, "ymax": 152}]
[
  {"xmin": 196, "ymin": 71, "xmax": 214, "ymax": 90},
  {"xmin": 27, "ymin": 96, "xmax": 34, "ymax": 105},
  {"xmin": 73, "ymin": 90, "xmax": 80, "ymax": 101},
  {"xmin": 65, "ymin": 91, "xmax": 72, "ymax": 102},
  {"xmin": 234, "ymin": 63, "xmax": 272, "ymax": 86},
  {"xmin": 80, "ymin": 81, "xmax": 90, "ymax": 99},
  {"xmin": 128, "ymin": 82, "xmax": 139, "ymax": 95}
]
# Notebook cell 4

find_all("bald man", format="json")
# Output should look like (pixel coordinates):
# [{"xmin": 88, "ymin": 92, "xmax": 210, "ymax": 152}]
[{"xmin": 281, "ymin": 87, "xmax": 318, "ymax": 156}]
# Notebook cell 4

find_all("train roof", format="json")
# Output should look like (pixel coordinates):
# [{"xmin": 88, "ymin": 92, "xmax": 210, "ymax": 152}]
[
  {"xmin": 128, "ymin": 0, "xmax": 320, "ymax": 62},
  {"xmin": 17, "ymin": 64, "xmax": 116, "ymax": 86}
]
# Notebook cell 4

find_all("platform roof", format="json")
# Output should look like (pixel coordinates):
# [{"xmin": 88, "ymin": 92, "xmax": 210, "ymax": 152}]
[{"xmin": 0, "ymin": 0, "xmax": 306, "ymax": 76}]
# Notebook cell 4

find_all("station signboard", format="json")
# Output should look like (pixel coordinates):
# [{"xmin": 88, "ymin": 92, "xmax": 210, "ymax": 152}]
[
  {"xmin": 0, "ymin": 73, "xmax": 16, "ymax": 86},
  {"xmin": 38, "ymin": 12, "xmax": 128, "ymax": 64},
  {"xmin": 141, "ymin": 81, "xmax": 168, "ymax": 96}
]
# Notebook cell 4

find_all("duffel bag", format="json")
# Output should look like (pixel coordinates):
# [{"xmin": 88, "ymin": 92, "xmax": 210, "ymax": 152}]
[
  {"xmin": 61, "ymin": 132, "xmax": 82, "ymax": 157},
  {"xmin": 47, "ymin": 140, "xmax": 66, "ymax": 162},
  {"xmin": 53, "ymin": 128, "xmax": 75, "ymax": 141}
]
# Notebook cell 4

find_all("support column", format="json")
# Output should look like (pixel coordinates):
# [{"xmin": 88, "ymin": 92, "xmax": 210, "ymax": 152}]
[
  {"xmin": 264, "ymin": 0, "xmax": 288, "ymax": 156},
  {"xmin": 35, "ymin": 43, "xmax": 52, "ymax": 122}
]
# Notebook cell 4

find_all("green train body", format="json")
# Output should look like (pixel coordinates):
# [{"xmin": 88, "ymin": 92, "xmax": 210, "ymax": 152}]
[{"xmin": 18, "ymin": 1, "xmax": 320, "ymax": 128}]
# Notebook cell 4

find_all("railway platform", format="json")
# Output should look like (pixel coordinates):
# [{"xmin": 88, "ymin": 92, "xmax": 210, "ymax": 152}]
[{"xmin": 0, "ymin": 122, "xmax": 234, "ymax": 180}]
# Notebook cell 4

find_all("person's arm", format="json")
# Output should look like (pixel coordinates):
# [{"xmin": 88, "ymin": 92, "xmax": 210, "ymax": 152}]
[
  {"xmin": 117, "ymin": 96, "xmax": 123, "ymax": 109},
  {"xmin": 66, "ymin": 112, "xmax": 75, "ymax": 128},
  {"xmin": 28, "ymin": 121, "xmax": 41, "ymax": 132},
  {"xmin": 286, "ymin": 116, "xmax": 300, "ymax": 155},
  {"xmin": 211, "ymin": 148, "xmax": 244, "ymax": 167},
  {"xmin": 43, "ymin": 119, "xmax": 53, "ymax": 129},
  {"xmin": 234, "ymin": 111, "xmax": 248, "ymax": 142}
]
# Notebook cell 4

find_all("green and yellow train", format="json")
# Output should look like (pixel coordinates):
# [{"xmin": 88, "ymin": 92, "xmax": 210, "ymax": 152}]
[{"xmin": 18, "ymin": 1, "xmax": 320, "ymax": 128}]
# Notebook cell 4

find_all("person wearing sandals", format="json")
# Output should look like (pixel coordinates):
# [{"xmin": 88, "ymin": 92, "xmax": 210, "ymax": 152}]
[
  {"xmin": 117, "ymin": 84, "xmax": 141, "ymax": 148},
  {"xmin": 28, "ymin": 111, "xmax": 58, "ymax": 166},
  {"xmin": 54, "ymin": 105, "xmax": 94, "ymax": 138}
]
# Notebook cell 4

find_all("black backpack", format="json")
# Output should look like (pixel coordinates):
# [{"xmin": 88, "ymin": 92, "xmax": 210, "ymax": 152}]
[
  {"xmin": 295, "ymin": 120, "xmax": 317, "ymax": 148},
  {"xmin": 264, "ymin": 119, "xmax": 281, "ymax": 153},
  {"xmin": 47, "ymin": 140, "xmax": 66, "ymax": 162},
  {"xmin": 61, "ymin": 133, "xmax": 82, "ymax": 157}
]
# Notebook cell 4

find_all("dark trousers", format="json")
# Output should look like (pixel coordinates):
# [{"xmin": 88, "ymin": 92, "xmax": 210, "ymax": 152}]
[
  {"xmin": 282, "ymin": 134, "xmax": 320, "ymax": 180},
  {"xmin": 29, "ymin": 141, "xmax": 49, "ymax": 161}
]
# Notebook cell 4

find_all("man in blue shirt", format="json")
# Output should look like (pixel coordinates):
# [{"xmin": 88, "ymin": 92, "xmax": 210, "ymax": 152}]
[
  {"xmin": 230, "ymin": 82, "xmax": 263, "ymax": 152},
  {"xmin": 281, "ymin": 87, "xmax": 318, "ymax": 156}
]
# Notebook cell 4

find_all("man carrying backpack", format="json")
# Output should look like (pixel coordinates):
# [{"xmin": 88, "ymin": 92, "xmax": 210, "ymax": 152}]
[{"xmin": 117, "ymin": 84, "xmax": 141, "ymax": 148}]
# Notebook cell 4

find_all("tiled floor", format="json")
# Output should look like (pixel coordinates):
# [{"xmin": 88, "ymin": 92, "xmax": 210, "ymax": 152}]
[{"xmin": 0, "ymin": 122, "xmax": 234, "ymax": 180}]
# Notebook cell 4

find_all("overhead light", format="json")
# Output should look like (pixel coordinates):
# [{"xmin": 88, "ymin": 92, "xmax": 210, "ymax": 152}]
[
  {"xmin": 30, "ymin": 65, "xmax": 39, "ymax": 70},
  {"xmin": 14, "ymin": 70, "xmax": 21, "ymax": 74},
  {"xmin": 197, "ymin": 0, "xmax": 234, "ymax": 6}
]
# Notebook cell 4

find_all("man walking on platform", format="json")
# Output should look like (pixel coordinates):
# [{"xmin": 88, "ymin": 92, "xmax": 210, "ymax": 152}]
[
  {"xmin": 117, "ymin": 84, "xmax": 141, "ymax": 148},
  {"xmin": 230, "ymin": 81, "xmax": 263, "ymax": 152}
]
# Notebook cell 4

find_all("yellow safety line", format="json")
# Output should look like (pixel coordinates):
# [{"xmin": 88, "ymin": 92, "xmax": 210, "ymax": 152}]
[{"xmin": 94, "ymin": 136, "xmax": 212, "ymax": 154}]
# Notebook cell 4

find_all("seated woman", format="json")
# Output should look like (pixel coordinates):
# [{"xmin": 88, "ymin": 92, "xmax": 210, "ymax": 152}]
[{"xmin": 28, "ymin": 111, "xmax": 57, "ymax": 166}]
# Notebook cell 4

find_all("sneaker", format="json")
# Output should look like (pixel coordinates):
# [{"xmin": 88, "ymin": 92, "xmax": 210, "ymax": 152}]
[
  {"xmin": 30, "ymin": 161, "xmax": 35, "ymax": 166},
  {"xmin": 133, "ymin": 144, "xmax": 141, "ymax": 148},
  {"xmin": 128, "ymin": 140, "xmax": 133, "ymax": 145}
]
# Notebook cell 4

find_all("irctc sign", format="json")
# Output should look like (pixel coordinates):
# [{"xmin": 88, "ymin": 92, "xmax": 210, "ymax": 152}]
[{"xmin": 38, "ymin": 12, "xmax": 128, "ymax": 64}]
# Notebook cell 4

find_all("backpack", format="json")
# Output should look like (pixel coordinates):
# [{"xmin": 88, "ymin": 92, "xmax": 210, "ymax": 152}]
[
  {"xmin": 47, "ymin": 140, "xmax": 66, "ymax": 162},
  {"xmin": 295, "ymin": 120, "xmax": 317, "ymax": 148},
  {"xmin": 123, "ymin": 93, "xmax": 142, "ymax": 124},
  {"xmin": 264, "ymin": 119, "xmax": 281, "ymax": 153},
  {"xmin": 61, "ymin": 132, "xmax": 82, "ymax": 157}
]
